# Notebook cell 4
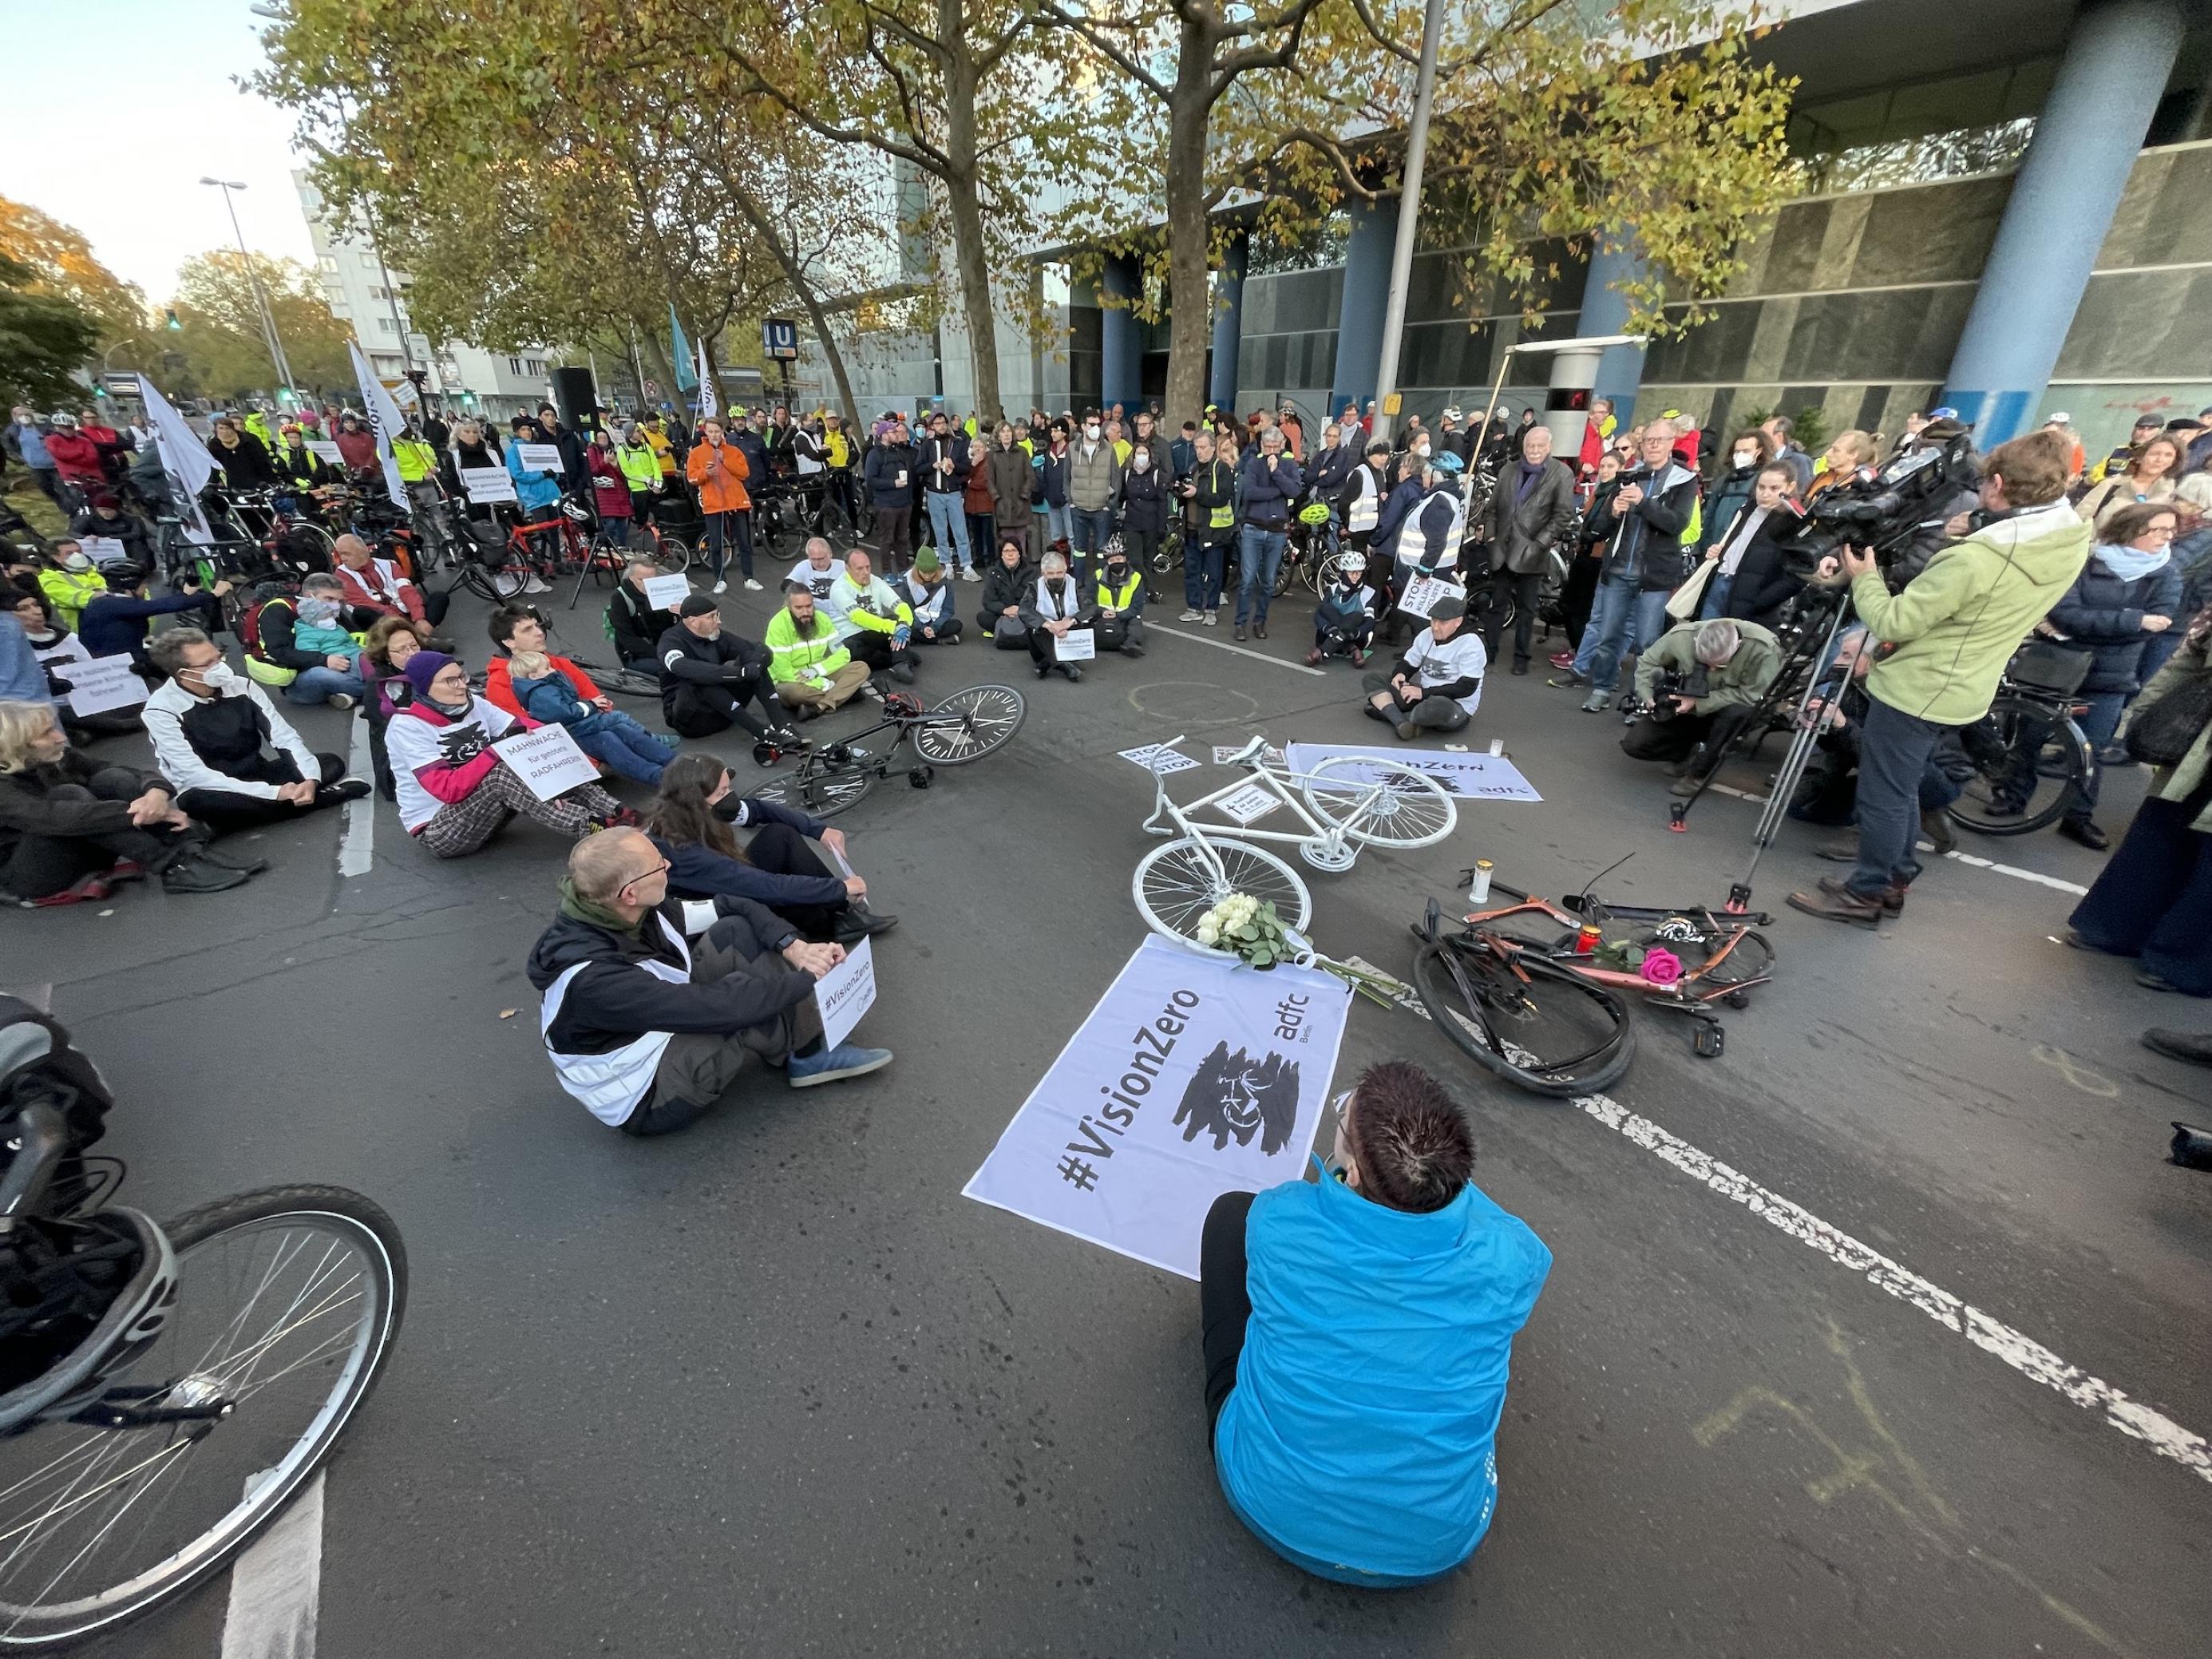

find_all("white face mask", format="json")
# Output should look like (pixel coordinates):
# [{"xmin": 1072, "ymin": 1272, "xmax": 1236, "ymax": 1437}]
[
  {"xmin": 1413, "ymin": 441, "xmax": 1430, "ymax": 458},
  {"xmin": 1084, "ymin": 424, "xmax": 1101, "ymax": 441},
  {"xmin": 198, "ymin": 660, "xmax": 239, "ymax": 690},
  {"xmin": 1733, "ymin": 448, "xmax": 1757, "ymax": 468},
  {"xmin": 1131, "ymin": 452, "xmax": 1150, "ymax": 471}
]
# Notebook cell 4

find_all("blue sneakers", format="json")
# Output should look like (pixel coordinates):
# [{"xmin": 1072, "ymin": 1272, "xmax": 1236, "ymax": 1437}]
[{"xmin": 787, "ymin": 1043, "xmax": 893, "ymax": 1089}]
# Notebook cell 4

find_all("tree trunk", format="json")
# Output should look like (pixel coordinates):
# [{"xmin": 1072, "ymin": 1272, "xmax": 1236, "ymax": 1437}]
[
  {"xmin": 1161, "ymin": 22, "xmax": 1216, "ymax": 426},
  {"xmin": 940, "ymin": 0, "xmax": 1003, "ymax": 424}
]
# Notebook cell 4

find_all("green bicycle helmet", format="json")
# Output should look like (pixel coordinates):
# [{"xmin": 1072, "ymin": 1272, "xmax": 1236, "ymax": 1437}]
[{"xmin": 1296, "ymin": 501, "xmax": 1332, "ymax": 525}]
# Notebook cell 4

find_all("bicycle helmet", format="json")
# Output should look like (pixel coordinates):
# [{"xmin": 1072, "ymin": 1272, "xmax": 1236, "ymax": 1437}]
[
  {"xmin": 0, "ymin": 1205, "xmax": 176, "ymax": 1433},
  {"xmin": 1430, "ymin": 450, "xmax": 1466, "ymax": 476},
  {"xmin": 1296, "ymin": 501, "xmax": 1332, "ymax": 525}
]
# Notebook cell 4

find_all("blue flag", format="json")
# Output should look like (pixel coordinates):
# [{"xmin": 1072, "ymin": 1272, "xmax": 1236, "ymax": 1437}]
[{"xmin": 671, "ymin": 306, "xmax": 696, "ymax": 391}]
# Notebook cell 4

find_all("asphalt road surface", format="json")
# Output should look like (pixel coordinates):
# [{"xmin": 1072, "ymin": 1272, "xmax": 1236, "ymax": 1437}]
[{"xmin": 18, "ymin": 559, "xmax": 2208, "ymax": 1659}]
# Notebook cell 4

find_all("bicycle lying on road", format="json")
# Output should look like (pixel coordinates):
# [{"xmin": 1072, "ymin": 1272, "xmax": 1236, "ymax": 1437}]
[
  {"xmin": 1134, "ymin": 736, "xmax": 1457, "ymax": 949},
  {"xmin": 746, "ymin": 683, "xmax": 1029, "ymax": 818},
  {"xmin": 0, "ymin": 996, "xmax": 406, "ymax": 1652}
]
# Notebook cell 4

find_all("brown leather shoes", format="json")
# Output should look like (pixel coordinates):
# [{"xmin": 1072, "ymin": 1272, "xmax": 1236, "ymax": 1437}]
[
  {"xmin": 1787, "ymin": 885, "xmax": 1886, "ymax": 928},
  {"xmin": 1818, "ymin": 873, "xmax": 1905, "ymax": 913}
]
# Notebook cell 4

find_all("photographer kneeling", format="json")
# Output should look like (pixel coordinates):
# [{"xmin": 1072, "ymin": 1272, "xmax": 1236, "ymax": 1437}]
[
  {"xmin": 1201, "ymin": 1061, "xmax": 1550, "ymax": 1586},
  {"xmin": 1622, "ymin": 618, "xmax": 1781, "ymax": 798},
  {"xmin": 1789, "ymin": 429, "xmax": 2091, "ymax": 928}
]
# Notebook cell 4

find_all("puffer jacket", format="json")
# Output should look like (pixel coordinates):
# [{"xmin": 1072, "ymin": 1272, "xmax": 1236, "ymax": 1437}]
[
  {"xmin": 2044, "ymin": 549, "xmax": 2184, "ymax": 697},
  {"xmin": 979, "ymin": 556, "xmax": 1036, "ymax": 622}
]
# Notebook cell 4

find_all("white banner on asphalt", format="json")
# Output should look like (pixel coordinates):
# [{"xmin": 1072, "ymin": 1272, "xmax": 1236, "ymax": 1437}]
[
  {"xmin": 1284, "ymin": 741, "xmax": 1542, "ymax": 802},
  {"xmin": 493, "ymin": 725, "xmax": 599, "ymax": 800},
  {"xmin": 346, "ymin": 338, "xmax": 411, "ymax": 511},
  {"xmin": 1118, "ymin": 741, "xmax": 1199, "ymax": 776},
  {"xmin": 813, "ymin": 937, "xmax": 876, "ymax": 1051},
  {"xmin": 136, "ymin": 376, "xmax": 214, "ymax": 546},
  {"xmin": 58, "ymin": 654, "xmax": 149, "ymax": 718},
  {"xmin": 964, "ymin": 936, "xmax": 1352, "ymax": 1278}
]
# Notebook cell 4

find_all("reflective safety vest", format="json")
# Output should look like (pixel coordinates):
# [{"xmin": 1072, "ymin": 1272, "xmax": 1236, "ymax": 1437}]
[
  {"xmin": 1345, "ymin": 465, "xmax": 1383, "ymax": 533},
  {"xmin": 539, "ymin": 916, "xmax": 691, "ymax": 1125},
  {"xmin": 642, "ymin": 426, "xmax": 676, "ymax": 476},
  {"xmin": 824, "ymin": 430, "xmax": 852, "ymax": 468},
  {"xmin": 616, "ymin": 443, "xmax": 661, "ymax": 492},
  {"xmin": 1096, "ymin": 569, "xmax": 1142, "ymax": 611},
  {"xmin": 1397, "ymin": 488, "xmax": 1465, "ymax": 576},
  {"xmin": 393, "ymin": 438, "xmax": 438, "ymax": 483}
]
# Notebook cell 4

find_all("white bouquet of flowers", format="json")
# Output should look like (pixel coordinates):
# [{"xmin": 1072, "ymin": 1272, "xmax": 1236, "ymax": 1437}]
[{"xmin": 1193, "ymin": 893, "xmax": 1296, "ymax": 968}]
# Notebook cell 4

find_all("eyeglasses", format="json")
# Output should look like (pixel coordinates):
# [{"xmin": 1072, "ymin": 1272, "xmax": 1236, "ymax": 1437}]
[{"xmin": 620, "ymin": 858, "xmax": 671, "ymax": 893}]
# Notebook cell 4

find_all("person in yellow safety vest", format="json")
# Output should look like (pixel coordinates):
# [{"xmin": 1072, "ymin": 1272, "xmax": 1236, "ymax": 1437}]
[
  {"xmin": 1092, "ymin": 540, "xmax": 1148, "ymax": 658},
  {"xmin": 243, "ymin": 407, "xmax": 277, "ymax": 454},
  {"xmin": 641, "ymin": 416, "xmax": 677, "ymax": 481},
  {"xmin": 615, "ymin": 424, "xmax": 663, "ymax": 527},
  {"xmin": 392, "ymin": 429, "xmax": 439, "ymax": 484},
  {"xmin": 37, "ymin": 543, "xmax": 108, "ymax": 630}
]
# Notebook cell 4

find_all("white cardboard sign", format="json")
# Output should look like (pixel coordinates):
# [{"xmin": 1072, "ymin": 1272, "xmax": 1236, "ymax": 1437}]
[
  {"xmin": 305, "ymin": 440, "xmax": 344, "ymax": 467},
  {"xmin": 517, "ymin": 442, "xmax": 565, "ymax": 474},
  {"xmin": 1395, "ymin": 575, "xmax": 1466, "ymax": 620},
  {"xmin": 1216, "ymin": 782, "xmax": 1281, "ymax": 825},
  {"xmin": 493, "ymin": 724, "xmax": 600, "ymax": 801},
  {"xmin": 641, "ymin": 574, "xmax": 691, "ymax": 610},
  {"xmin": 1054, "ymin": 627, "xmax": 1097, "ymax": 662},
  {"xmin": 1118, "ymin": 742, "xmax": 1199, "ymax": 776},
  {"xmin": 460, "ymin": 466, "xmax": 517, "ymax": 505},
  {"xmin": 78, "ymin": 536, "xmax": 129, "ymax": 568},
  {"xmin": 1284, "ymin": 741, "xmax": 1541, "ymax": 802},
  {"xmin": 59, "ymin": 654, "xmax": 148, "ymax": 717},
  {"xmin": 813, "ymin": 937, "xmax": 877, "ymax": 1051}
]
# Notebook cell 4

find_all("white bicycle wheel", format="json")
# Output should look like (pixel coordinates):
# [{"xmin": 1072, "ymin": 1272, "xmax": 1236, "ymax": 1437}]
[
  {"xmin": 1132, "ymin": 836, "xmax": 1312, "ymax": 952},
  {"xmin": 1301, "ymin": 754, "xmax": 1457, "ymax": 848}
]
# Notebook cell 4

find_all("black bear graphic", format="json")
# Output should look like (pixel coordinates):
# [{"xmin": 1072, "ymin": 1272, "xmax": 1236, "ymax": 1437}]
[
  {"xmin": 435, "ymin": 720, "xmax": 492, "ymax": 766},
  {"xmin": 1173, "ymin": 1040, "xmax": 1300, "ymax": 1154}
]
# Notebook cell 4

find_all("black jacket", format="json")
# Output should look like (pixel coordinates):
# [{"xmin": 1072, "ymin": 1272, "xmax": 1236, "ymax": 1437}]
[
  {"xmin": 1588, "ymin": 462, "xmax": 1700, "ymax": 592},
  {"xmin": 1720, "ymin": 520, "xmax": 1802, "ymax": 628},
  {"xmin": 207, "ymin": 434, "xmax": 277, "ymax": 490},
  {"xmin": 69, "ymin": 509, "xmax": 153, "ymax": 566},
  {"xmin": 979, "ymin": 557, "xmax": 1036, "ymax": 622},
  {"xmin": 2046, "ymin": 555, "xmax": 2185, "ymax": 696},
  {"xmin": 1120, "ymin": 464, "xmax": 1170, "ymax": 537},
  {"xmin": 0, "ymin": 752, "xmax": 169, "ymax": 861},
  {"xmin": 273, "ymin": 445, "xmax": 334, "ymax": 489},
  {"xmin": 919, "ymin": 434, "xmax": 968, "ymax": 495},
  {"xmin": 606, "ymin": 580, "xmax": 666, "ymax": 667},
  {"xmin": 655, "ymin": 620, "xmax": 770, "ymax": 723},
  {"xmin": 527, "ymin": 898, "xmax": 807, "ymax": 1061}
]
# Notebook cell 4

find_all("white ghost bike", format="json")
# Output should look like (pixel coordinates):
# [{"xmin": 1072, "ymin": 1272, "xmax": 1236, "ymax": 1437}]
[{"xmin": 1133, "ymin": 736, "xmax": 1457, "ymax": 951}]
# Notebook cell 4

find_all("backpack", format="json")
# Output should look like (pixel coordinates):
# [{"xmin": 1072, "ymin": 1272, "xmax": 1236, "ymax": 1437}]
[{"xmin": 239, "ymin": 596, "xmax": 301, "ymax": 687}]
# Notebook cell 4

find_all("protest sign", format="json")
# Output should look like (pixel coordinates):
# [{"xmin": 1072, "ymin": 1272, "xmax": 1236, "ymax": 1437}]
[
  {"xmin": 641, "ymin": 574, "xmax": 691, "ymax": 610},
  {"xmin": 461, "ymin": 467, "xmax": 517, "ymax": 505},
  {"xmin": 1054, "ymin": 628, "xmax": 1097, "ymax": 663},
  {"xmin": 1395, "ymin": 576, "xmax": 1467, "ymax": 620},
  {"xmin": 1284, "ymin": 742, "xmax": 1541, "ymax": 802},
  {"xmin": 813, "ymin": 938, "xmax": 876, "ymax": 1051},
  {"xmin": 1216, "ymin": 782, "xmax": 1281, "ymax": 825},
  {"xmin": 518, "ymin": 442, "xmax": 564, "ymax": 474},
  {"xmin": 965, "ymin": 936, "xmax": 1351, "ymax": 1278},
  {"xmin": 493, "ymin": 726, "xmax": 599, "ymax": 801},
  {"xmin": 306, "ymin": 440, "xmax": 343, "ymax": 467},
  {"xmin": 77, "ymin": 537, "xmax": 129, "ymax": 569},
  {"xmin": 59, "ymin": 655, "xmax": 149, "ymax": 718},
  {"xmin": 1118, "ymin": 742, "xmax": 1199, "ymax": 776}
]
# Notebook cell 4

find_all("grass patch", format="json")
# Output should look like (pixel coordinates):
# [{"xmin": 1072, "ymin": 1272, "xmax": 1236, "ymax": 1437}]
[{"xmin": 4, "ymin": 472, "xmax": 69, "ymax": 540}]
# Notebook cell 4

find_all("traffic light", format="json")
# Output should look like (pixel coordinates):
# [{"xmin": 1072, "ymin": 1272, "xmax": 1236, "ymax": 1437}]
[{"xmin": 164, "ymin": 308, "xmax": 182, "ymax": 332}]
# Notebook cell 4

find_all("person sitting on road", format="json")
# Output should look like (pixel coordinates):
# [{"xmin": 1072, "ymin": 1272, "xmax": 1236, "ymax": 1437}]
[
  {"xmin": 69, "ymin": 494, "xmax": 154, "ymax": 572},
  {"xmin": 1363, "ymin": 596, "xmax": 1486, "ymax": 739},
  {"xmin": 359, "ymin": 616, "xmax": 424, "ymax": 799},
  {"xmin": 1622, "ymin": 617, "xmax": 1783, "ymax": 798},
  {"xmin": 785, "ymin": 536, "xmax": 847, "ymax": 604},
  {"xmin": 0, "ymin": 699, "xmax": 258, "ymax": 905},
  {"xmin": 657, "ymin": 595, "xmax": 793, "ymax": 744},
  {"xmin": 766, "ymin": 585, "xmax": 873, "ymax": 719},
  {"xmin": 1309, "ymin": 550, "xmax": 1385, "ymax": 667},
  {"xmin": 1020, "ymin": 549, "xmax": 1094, "ymax": 683},
  {"xmin": 527, "ymin": 826, "xmax": 892, "ymax": 1136},
  {"xmin": 1203, "ymin": 1059, "xmax": 1549, "ymax": 1588},
  {"xmin": 142, "ymin": 628, "xmax": 368, "ymax": 837},
  {"xmin": 607, "ymin": 557, "xmax": 679, "ymax": 674},
  {"xmin": 334, "ymin": 533, "xmax": 448, "ymax": 630},
  {"xmin": 1092, "ymin": 539, "xmax": 1147, "ymax": 659},
  {"xmin": 75, "ymin": 564, "xmax": 230, "ymax": 671},
  {"xmin": 491, "ymin": 606, "xmax": 679, "ymax": 786},
  {"xmin": 5, "ymin": 586, "xmax": 133, "ymax": 743},
  {"xmin": 385, "ymin": 651, "xmax": 635, "ymax": 858},
  {"xmin": 823, "ymin": 548, "xmax": 918, "ymax": 685},
  {"xmin": 247, "ymin": 575, "xmax": 366, "ymax": 710},
  {"xmin": 646, "ymin": 753, "xmax": 896, "ymax": 945},
  {"xmin": 899, "ymin": 549, "xmax": 964, "ymax": 646},
  {"xmin": 978, "ymin": 536, "xmax": 1035, "ymax": 647},
  {"xmin": 36, "ymin": 543, "xmax": 106, "ymax": 632}
]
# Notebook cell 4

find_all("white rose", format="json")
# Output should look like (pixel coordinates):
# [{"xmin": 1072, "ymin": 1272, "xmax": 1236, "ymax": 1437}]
[{"xmin": 1196, "ymin": 921, "xmax": 1220, "ymax": 945}]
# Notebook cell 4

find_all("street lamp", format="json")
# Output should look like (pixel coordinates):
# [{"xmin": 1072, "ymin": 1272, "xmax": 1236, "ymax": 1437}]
[
  {"xmin": 1367, "ymin": 0, "xmax": 1446, "ymax": 449},
  {"xmin": 199, "ymin": 177, "xmax": 297, "ymax": 402}
]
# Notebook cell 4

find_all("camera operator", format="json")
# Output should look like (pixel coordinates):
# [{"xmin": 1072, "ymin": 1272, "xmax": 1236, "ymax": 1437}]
[
  {"xmin": 1788, "ymin": 429, "xmax": 2091, "ymax": 928},
  {"xmin": 1886, "ymin": 418, "xmax": 1979, "ymax": 584},
  {"xmin": 1622, "ymin": 617, "xmax": 1781, "ymax": 797}
]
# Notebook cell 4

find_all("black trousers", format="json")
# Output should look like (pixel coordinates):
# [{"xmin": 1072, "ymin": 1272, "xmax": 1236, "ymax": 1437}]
[
  {"xmin": 0, "ymin": 777, "xmax": 195, "ymax": 898},
  {"xmin": 912, "ymin": 616, "xmax": 964, "ymax": 644},
  {"xmin": 845, "ymin": 632, "xmax": 900, "ymax": 673},
  {"xmin": 1561, "ymin": 554, "xmax": 1602, "ymax": 651},
  {"xmin": 2070, "ymin": 794, "xmax": 2212, "ymax": 995},
  {"xmin": 746, "ymin": 820, "xmax": 851, "ymax": 940},
  {"xmin": 1484, "ymin": 567, "xmax": 1542, "ymax": 665},
  {"xmin": 876, "ymin": 505, "xmax": 913, "ymax": 570},
  {"xmin": 176, "ymin": 752, "xmax": 345, "ymax": 837},
  {"xmin": 1200, "ymin": 1190, "xmax": 1256, "ymax": 1443},
  {"xmin": 666, "ymin": 677, "xmax": 780, "ymax": 740},
  {"xmin": 1620, "ymin": 705, "xmax": 1755, "ymax": 771}
]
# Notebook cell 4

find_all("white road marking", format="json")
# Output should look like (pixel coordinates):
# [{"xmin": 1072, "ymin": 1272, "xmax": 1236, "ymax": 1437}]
[
  {"xmin": 1697, "ymin": 786, "xmax": 2089, "ymax": 897},
  {"xmin": 221, "ymin": 1470, "xmax": 324, "ymax": 1659},
  {"xmin": 1343, "ymin": 956, "xmax": 2212, "ymax": 1487},
  {"xmin": 338, "ymin": 715, "xmax": 374, "ymax": 878},
  {"xmin": 1145, "ymin": 620, "xmax": 1327, "ymax": 676}
]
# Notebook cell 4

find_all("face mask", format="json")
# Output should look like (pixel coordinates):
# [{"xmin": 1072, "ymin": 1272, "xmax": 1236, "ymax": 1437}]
[
  {"xmin": 299, "ymin": 597, "xmax": 340, "ymax": 624},
  {"xmin": 198, "ymin": 660, "xmax": 239, "ymax": 690},
  {"xmin": 1733, "ymin": 448, "xmax": 1757, "ymax": 468},
  {"xmin": 1085, "ymin": 424, "xmax": 1101, "ymax": 441},
  {"xmin": 1131, "ymin": 452, "xmax": 1149, "ymax": 471},
  {"xmin": 1413, "ymin": 441, "xmax": 1430, "ymax": 458},
  {"xmin": 14, "ymin": 415, "xmax": 30, "ymax": 426}
]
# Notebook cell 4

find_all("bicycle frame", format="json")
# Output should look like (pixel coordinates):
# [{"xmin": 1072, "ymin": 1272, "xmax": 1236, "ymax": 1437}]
[{"xmin": 1139, "ymin": 734, "xmax": 1403, "ymax": 871}]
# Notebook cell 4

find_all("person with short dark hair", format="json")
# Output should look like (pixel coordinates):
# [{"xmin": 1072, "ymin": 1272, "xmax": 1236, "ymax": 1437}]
[
  {"xmin": 1201, "ymin": 1059, "xmax": 1549, "ymax": 1586},
  {"xmin": 658, "ymin": 596, "xmax": 791, "ymax": 741}
]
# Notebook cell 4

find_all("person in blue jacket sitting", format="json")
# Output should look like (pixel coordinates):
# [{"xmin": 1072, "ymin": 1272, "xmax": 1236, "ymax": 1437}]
[
  {"xmin": 506, "ymin": 640, "xmax": 680, "ymax": 786},
  {"xmin": 1202, "ymin": 1059, "xmax": 1550, "ymax": 1587},
  {"xmin": 75, "ymin": 564, "xmax": 231, "ymax": 671},
  {"xmin": 643, "ymin": 753, "xmax": 896, "ymax": 945}
]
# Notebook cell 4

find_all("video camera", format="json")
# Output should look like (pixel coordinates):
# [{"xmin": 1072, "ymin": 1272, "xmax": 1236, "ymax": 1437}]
[{"xmin": 1772, "ymin": 431, "xmax": 1975, "ymax": 574}]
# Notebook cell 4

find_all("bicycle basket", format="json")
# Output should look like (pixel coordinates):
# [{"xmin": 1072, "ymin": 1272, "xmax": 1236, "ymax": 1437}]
[{"xmin": 2006, "ymin": 639, "xmax": 2091, "ymax": 696}]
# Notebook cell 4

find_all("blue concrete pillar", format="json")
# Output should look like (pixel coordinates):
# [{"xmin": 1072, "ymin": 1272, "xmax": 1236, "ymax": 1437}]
[
  {"xmin": 1099, "ymin": 252, "xmax": 1142, "ymax": 413},
  {"xmin": 1577, "ymin": 237, "xmax": 1650, "ymax": 422},
  {"xmin": 1329, "ymin": 197, "xmax": 1399, "ymax": 418},
  {"xmin": 1209, "ymin": 232, "xmax": 1248, "ymax": 412},
  {"xmin": 1942, "ymin": 0, "xmax": 2183, "ymax": 444}
]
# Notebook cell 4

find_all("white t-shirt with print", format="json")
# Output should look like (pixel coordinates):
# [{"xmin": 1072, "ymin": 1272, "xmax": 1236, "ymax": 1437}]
[
  {"xmin": 1402, "ymin": 626, "xmax": 1488, "ymax": 715},
  {"xmin": 785, "ymin": 558, "xmax": 847, "ymax": 601}
]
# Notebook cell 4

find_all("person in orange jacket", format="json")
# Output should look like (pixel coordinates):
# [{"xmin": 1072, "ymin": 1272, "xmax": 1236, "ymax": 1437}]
[{"xmin": 686, "ymin": 415, "xmax": 751, "ymax": 594}]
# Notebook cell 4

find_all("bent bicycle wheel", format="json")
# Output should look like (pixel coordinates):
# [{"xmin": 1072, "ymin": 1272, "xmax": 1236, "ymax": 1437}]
[
  {"xmin": 1947, "ymin": 696, "xmax": 2088, "ymax": 837},
  {"xmin": 1411, "ymin": 940, "xmax": 1636, "ymax": 1097},
  {"xmin": 1302, "ymin": 755, "xmax": 1457, "ymax": 848},
  {"xmin": 1693, "ymin": 928, "xmax": 1775, "ymax": 989},
  {"xmin": 750, "ymin": 760, "xmax": 876, "ymax": 819},
  {"xmin": 912, "ymin": 683, "xmax": 1027, "ymax": 766},
  {"xmin": 0, "ymin": 1186, "xmax": 405, "ymax": 1652},
  {"xmin": 1133, "ymin": 837, "xmax": 1312, "ymax": 951}
]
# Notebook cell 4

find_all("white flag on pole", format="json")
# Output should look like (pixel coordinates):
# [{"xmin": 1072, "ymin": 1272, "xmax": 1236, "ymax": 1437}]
[
  {"xmin": 346, "ymin": 338, "xmax": 411, "ymax": 511},
  {"xmin": 135, "ymin": 376, "xmax": 215, "ymax": 547},
  {"xmin": 694, "ymin": 338, "xmax": 717, "ymax": 422}
]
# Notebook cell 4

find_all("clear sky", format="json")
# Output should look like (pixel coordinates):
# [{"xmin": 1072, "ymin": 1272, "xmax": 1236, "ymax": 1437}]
[{"xmin": 0, "ymin": 0, "xmax": 315, "ymax": 299}]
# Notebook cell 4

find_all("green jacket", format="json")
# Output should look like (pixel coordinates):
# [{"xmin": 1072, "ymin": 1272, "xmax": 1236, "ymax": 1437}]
[
  {"xmin": 1633, "ymin": 619, "xmax": 1781, "ymax": 710},
  {"xmin": 2131, "ymin": 637, "xmax": 2212, "ymax": 832},
  {"xmin": 615, "ymin": 442, "xmax": 661, "ymax": 492},
  {"xmin": 764, "ymin": 606, "xmax": 852, "ymax": 687},
  {"xmin": 1851, "ymin": 501, "xmax": 2091, "ymax": 726}
]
